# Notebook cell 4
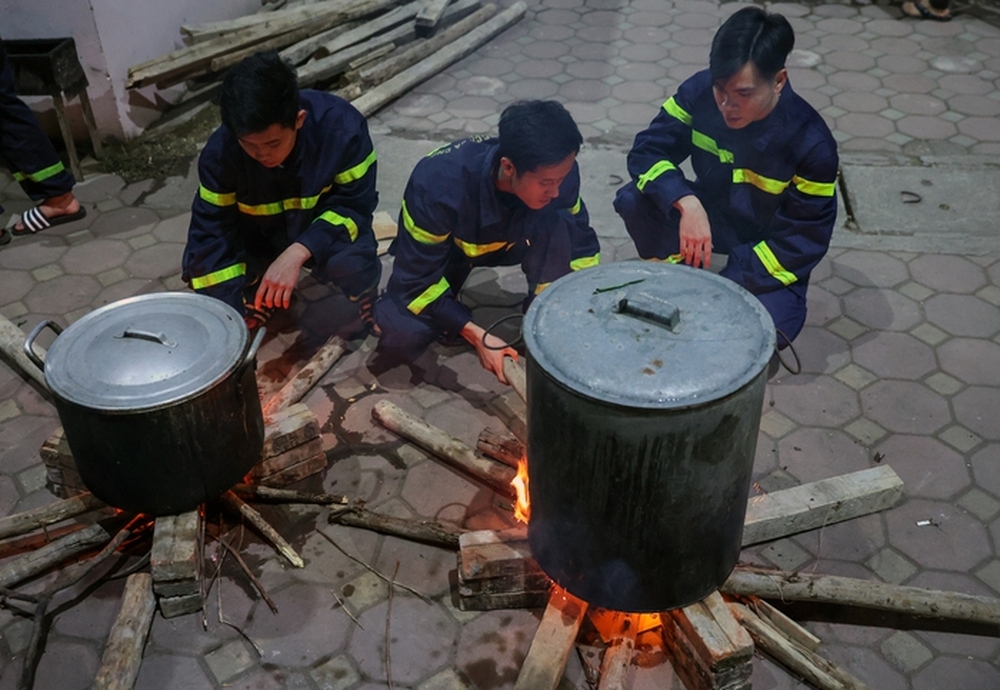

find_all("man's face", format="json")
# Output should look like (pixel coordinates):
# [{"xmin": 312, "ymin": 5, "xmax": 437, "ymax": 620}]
[
  {"xmin": 712, "ymin": 63, "xmax": 786, "ymax": 129},
  {"xmin": 237, "ymin": 110, "xmax": 306, "ymax": 168},
  {"xmin": 500, "ymin": 153, "xmax": 576, "ymax": 210}
]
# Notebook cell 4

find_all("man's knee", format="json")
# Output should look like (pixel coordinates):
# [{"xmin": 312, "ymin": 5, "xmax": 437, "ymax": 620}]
[
  {"xmin": 614, "ymin": 183, "xmax": 679, "ymax": 259},
  {"xmin": 372, "ymin": 296, "xmax": 438, "ymax": 355}
]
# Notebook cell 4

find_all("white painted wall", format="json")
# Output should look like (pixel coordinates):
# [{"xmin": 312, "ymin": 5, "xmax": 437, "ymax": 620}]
[{"xmin": 3, "ymin": 0, "xmax": 262, "ymax": 142}]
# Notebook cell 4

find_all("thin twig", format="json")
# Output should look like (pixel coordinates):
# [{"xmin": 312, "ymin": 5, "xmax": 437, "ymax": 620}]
[
  {"xmin": 386, "ymin": 561, "xmax": 399, "ymax": 690},
  {"xmin": 219, "ymin": 537, "xmax": 279, "ymax": 614},
  {"xmin": 213, "ymin": 524, "xmax": 263, "ymax": 657},
  {"xmin": 331, "ymin": 589, "xmax": 364, "ymax": 629},
  {"xmin": 315, "ymin": 529, "xmax": 432, "ymax": 603}
]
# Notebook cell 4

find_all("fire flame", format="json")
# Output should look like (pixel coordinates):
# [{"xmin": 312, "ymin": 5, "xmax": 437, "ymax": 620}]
[{"xmin": 512, "ymin": 456, "xmax": 530, "ymax": 523}]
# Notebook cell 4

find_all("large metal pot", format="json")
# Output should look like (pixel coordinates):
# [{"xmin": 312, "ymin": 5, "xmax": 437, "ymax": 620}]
[
  {"xmin": 522, "ymin": 261, "xmax": 774, "ymax": 612},
  {"xmin": 24, "ymin": 293, "xmax": 265, "ymax": 516}
]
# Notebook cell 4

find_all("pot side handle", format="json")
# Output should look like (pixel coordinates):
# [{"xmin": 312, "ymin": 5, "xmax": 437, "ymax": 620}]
[
  {"xmin": 236, "ymin": 327, "xmax": 266, "ymax": 376},
  {"xmin": 22, "ymin": 319, "xmax": 63, "ymax": 371}
]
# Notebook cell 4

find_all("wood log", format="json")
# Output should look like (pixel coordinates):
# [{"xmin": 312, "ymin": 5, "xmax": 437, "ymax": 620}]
[
  {"xmin": 297, "ymin": 23, "xmax": 415, "ymax": 87},
  {"xmin": 0, "ymin": 493, "xmax": 105, "ymax": 541},
  {"xmin": 372, "ymin": 400, "xmax": 516, "ymax": 497},
  {"xmin": 729, "ymin": 602, "xmax": 871, "ymax": 690},
  {"xmin": 279, "ymin": 20, "xmax": 363, "ymax": 66},
  {"xmin": 723, "ymin": 566, "xmax": 1000, "ymax": 626},
  {"xmin": 456, "ymin": 528, "xmax": 549, "ymax": 610},
  {"xmin": 0, "ymin": 312, "xmax": 47, "ymax": 388},
  {"xmin": 234, "ymin": 483, "xmax": 348, "ymax": 505},
  {"xmin": 209, "ymin": 24, "xmax": 316, "ymax": 73},
  {"xmin": 502, "ymin": 355, "xmax": 526, "ymax": 403},
  {"xmin": 220, "ymin": 491, "xmax": 304, "ymax": 568},
  {"xmin": 349, "ymin": 1, "xmax": 525, "ymax": 117},
  {"xmin": 597, "ymin": 613, "xmax": 637, "ymax": 690},
  {"xmin": 415, "ymin": 0, "xmax": 451, "ymax": 35},
  {"xmin": 0, "ymin": 522, "xmax": 111, "ymax": 589},
  {"xmin": 742, "ymin": 466, "xmax": 903, "ymax": 546},
  {"xmin": 314, "ymin": 2, "xmax": 420, "ymax": 58},
  {"xmin": 514, "ymin": 587, "xmax": 588, "ymax": 690},
  {"xmin": 329, "ymin": 505, "xmax": 465, "ymax": 548},
  {"xmin": 347, "ymin": 42, "xmax": 397, "ymax": 70},
  {"xmin": 92, "ymin": 573, "xmax": 156, "ymax": 690},
  {"xmin": 339, "ymin": 0, "xmax": 487, "ymax": 96},
  {"xmin": 476, "ymin": 427, "xmax": 523, "ymax": 468},
  {"xmin": 262, "ymin": 335, "xmax": 347, "ymax": 419}
]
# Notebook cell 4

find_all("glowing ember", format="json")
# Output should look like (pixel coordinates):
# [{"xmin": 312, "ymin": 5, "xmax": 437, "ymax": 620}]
[{"xmin": 512, "ymin": 456, "xmax": 530, "ymax": 523}]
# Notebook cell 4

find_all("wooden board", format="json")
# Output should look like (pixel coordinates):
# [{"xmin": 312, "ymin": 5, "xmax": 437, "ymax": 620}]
[
  {"xmin": 256, "ymin": 451, "xmax": 328, "ymax": 488},
  {"xmin": 158, "ymin": 591, "xmax": 204, "ymax": 619},
  {"xmin": 514, "ymin": 588, "xmax": 588, "ymax": 690},
  {"xmin": 262, "ymin": 403, "xmax": 320, "ymax": 458}
]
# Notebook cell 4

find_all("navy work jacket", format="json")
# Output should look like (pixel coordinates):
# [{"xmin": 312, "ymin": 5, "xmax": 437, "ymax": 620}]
[
  {"xmin": 387, "ymin": 135, "xmax": 600, "ymax": 335},
  {"xmin": 182, "ymin": 90, "xmax": 377, "ymax": 311},
  {"xmin": 627, "ymin": 69, "xmax": 839, "ymax": 294}
]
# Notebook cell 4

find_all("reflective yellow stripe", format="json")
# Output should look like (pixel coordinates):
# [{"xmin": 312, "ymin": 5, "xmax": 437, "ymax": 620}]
[
  {"xmin": 733, "ymin": 168, "xmax": 790, "ymax": 195},
  {"xmin": 317, "ymin": 210, "xmax": 359, "ymax": 241},
  {"xmin": 534, "ymin": 282, "xmax": 551, "ymax": 295},
  {"xmin": 570, "ymin": 253, "xmax": 599, "ymax": 271},
  {"xmin": 637, "ymin": 160, "xmax": 677, "ymax": 192},
  {"xmin": 402, "ymin": 200, "xmax": 449, "ymax": 245},
  {"xmin": 237, "ymin": 185, "xmax": 333, "ymax": 216},
  {"xmin": 793, "ymin": 175, "xmax": 836, "ymax": 197},
  {"xmin": 199, "ymin": 185, "xmax": 237, "ymax": 207},
  {"xmin": 13, "ymin": 161, "xmax": 66, "ymax": 183},
  {"xmin": 663, "ymin": 96, "xmax": 692, "ymax": 125},
  {"xmin": 692, "ymin": 131, "xmax": 734, "ymax": 164},
  {"xmin": 454, "ymin": 238, "xmax": 511, "ymax": 258},
  {"xmin": 334, "ymin": 149, "xmax": 377, "ymax": 185},
  {"xmin": 190, "ymin": 263, "xmax": 247, "ymax": 290},
  {"xmin": 407, "ymin": 276, "xmax": 450, "ymax": 314},
  {"xmin": 567, "ymin": 196, "xmax": 582, "ymax": 215},
  {"xmin": 753, "ymin": 241, "xmax": 797, "ymax": 286}
]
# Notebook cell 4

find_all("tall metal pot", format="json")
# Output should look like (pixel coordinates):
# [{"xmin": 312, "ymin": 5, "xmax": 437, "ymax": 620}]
[
  {"xmin": 522, "ymin": 261, "xmax": 775, "ymax": 612},
  {"xmin": 24, "ymin": 293, "xmax": 265, "ymax": 516}
]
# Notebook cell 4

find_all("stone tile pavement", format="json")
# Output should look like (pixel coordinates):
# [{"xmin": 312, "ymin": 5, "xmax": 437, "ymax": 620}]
[{"xmin": 1, "ymin": 0, "xmax": 1000, "ymax": 688}]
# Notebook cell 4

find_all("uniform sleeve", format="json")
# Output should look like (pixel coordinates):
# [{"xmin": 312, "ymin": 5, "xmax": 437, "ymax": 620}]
[
  {"xmin": 626, "ymin": 76, "xmax": 701, "ymax": 214},
  {"xmin": 295, "ymin": 111, "xmax": 378, "ymax": 264},
  {"xmin": 182, "ymin": 137, "xmax": 247, "ymax": 313},
  {"xmin": 722, "ymin": 135, "xmax": 839, "ymax": 294},
  {"xmin": 386, "ymin": 172, "xmax": 473, "ymax": 335}
]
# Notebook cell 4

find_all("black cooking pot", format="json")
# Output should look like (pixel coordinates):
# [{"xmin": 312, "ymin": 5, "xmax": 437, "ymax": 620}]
[
  {"xmin": 24, "ymin": 293, "xmax": 265, "ymax": 516},
  {"xmin": 522, "ymin": 261, "xmax": 774, "ymax": 612}
]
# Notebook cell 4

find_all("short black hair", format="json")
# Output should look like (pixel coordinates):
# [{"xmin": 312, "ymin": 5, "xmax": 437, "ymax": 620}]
[
  {"xmin": 219, "ymin": 51, "xmax": 300, "ymax": 136},
  {"xmin": 497, "ymin": 100, "xmax": 582, "ymax": 174},
  {"xmin": 710, "ymin": 8, "xmax": 794, "ymax": 82}
]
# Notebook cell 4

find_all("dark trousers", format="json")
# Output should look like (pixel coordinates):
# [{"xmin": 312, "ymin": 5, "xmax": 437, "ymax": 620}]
[
  {"xmin": 614, "ymin": 182, "xmax": 807, "ymax": 345},
  {"xmin": 0, "ymin": 38, "xmax": 75, "ymax": 214}
]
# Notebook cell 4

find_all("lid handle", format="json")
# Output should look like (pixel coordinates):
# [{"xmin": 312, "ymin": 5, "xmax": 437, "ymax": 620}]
[
  {"xmin": 115, "ymin": 329, "xmax": 177, "ymax": 348},
  {"xmin": 616, "ymin": 290, "xmax": 681, "ymax": 332}
]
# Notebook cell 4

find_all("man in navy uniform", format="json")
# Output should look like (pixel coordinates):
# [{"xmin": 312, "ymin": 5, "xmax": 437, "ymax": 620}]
[
  {"xmin": 615, "ymin": 7, "xmax": 839, "ymax": 351},
  {"xmin": 182, "ymin": 51, "xmax": 380, "ymax": 331},
  {"xmin": 373, "ymin": 100, "xmax": 601, "ymax": 384}
]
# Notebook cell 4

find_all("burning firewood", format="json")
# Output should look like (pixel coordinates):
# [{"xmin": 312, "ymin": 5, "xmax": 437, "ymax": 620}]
[
  {"xmin": 476, "ymin": 426, "xmax": 524, "ymax": 469},
  {"xmin": 595, "ymin": 612, "xmax": 638, "ymax": 690},
  {"xmin": 513, "ymin": 586, "xmax": 588, "ymax": 690}
]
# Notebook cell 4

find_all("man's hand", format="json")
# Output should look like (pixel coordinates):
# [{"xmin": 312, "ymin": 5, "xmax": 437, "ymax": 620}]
[
  {"xmin": 254, "ymin": 243, "xmax": 312, "ymax": 310},
  {"xmin": 460, "ymin": 321, "xmax": 518, "ymax": 385},
  {"xmin": 674, "ymin": 195, "xmax": 713, "ymax": 268}
]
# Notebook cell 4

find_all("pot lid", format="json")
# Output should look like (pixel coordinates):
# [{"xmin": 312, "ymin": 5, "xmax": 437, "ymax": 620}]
[
  {"xmin": 43, "ymin": 293, "xmax": 248, "ymax": 411},
  {"xmin": 523, "ymin": 261, "xmax": 775, "ymax": 409}
]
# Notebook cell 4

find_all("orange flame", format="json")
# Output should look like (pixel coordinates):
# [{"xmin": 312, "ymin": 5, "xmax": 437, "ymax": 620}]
[{"xmin": 512, "ymin": 456, "xmax": 530, "ymax": 523}]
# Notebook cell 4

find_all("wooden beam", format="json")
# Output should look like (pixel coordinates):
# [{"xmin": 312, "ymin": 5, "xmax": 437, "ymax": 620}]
[
  {"xmin": 262, "ymin": 335, "xmax": 346, "ymax": 420},
  {"xmin": 297, "ymin": 23, "xmax": 415, "ymax": 87},
  {"xmin": 742, "ymin": 466, "xmax": 903, "ymax": 546},
  {"xmin": 279, "ymin": 20, "xmax": 363, "ymax": 66},
  {"xmin": 724, "ymin": 566, "xmax": 1000, "ymax": 626},
  {"xmin": 748, "ymin": 596, "xmax": 822, "ymax": 652},
  {"xmin": 415, "ymin": 0, "xmax": 451, "ymax": 35},
  {"xmin": 181, "ymin": 0, "xmax": 361, "ymax": 41},
  {"xmin": 314, "ymin": 2, "xmax": 420, "ymax": 58},
  {"xmin": 350, "ymin": 1, "xmax": 525, "ymax": 116},
  {"xmin": 0, "ymin": 522, "xmax": 112, "ymax": 589},
  {"xmin": 92, "ymin": 573, "xmax": 156, "ymax": 690},
  {"xmin": 514, "ymin": 587, "xmax": 588, "ymax": 690}
]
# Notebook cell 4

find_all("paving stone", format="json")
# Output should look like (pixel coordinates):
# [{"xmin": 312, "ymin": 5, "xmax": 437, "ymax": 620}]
[
  {"xmin": 876, "ymin": 434, "xmax": 971, "ymax": 500},
  {"xmin": 908, "ymin": 253, "xmax": 988, "ymax": 293},
  {"xmin": 952, "ymin": 386, "xmax": 1000, "ymax": 440},
  {"xmin": 884, "ymin": 498, "xmax": 992, "ymax": 571},
  {"xmin": 60, "ymin": 237, "xmax": 130, "ymax": 274},
  {"xmin": 770, "ymin": 375, "xmax": 861, "ymax": 428},
  {"xmin": 778, "ymin": 427, "xmax": 870, "ymax": 483},
  {"xmin": 881, "ymin": 631, "xmax": 934, "ymax": 673},
  {"xmin": 851, "ymin": 330, "xmax": 937, "ymax": 379},
  {"xmin": 833, "ymin": 362, "xmax": 878, "ymax": 390},
  {"xmin": 310, "ymin": 655, "xmax": 362, "ymax": 690},
  {"xmin": 912, "ymin": 656, "xmax": 1000, "ymax": 690},
  {"xmin": 860, "ymin": 380, "xmax": 950, "ymax": 434},
  {"xmin": 866, "ymin": 547, "xmax": 919, "ymax": 585},
  {"xmin": 957, "ymin": 487, "xmax": 1000, "ymax": 522},
  {"xmin": 24, "ymin": 274, "xmax": 102, "ymax": 315},
  {"xmin": 455, "ymin": 608, "xmax": 539, "ymax": 686},
  {"xmin": 924, "ymin": 293, "xmax": 1000, "ymax": 337},
  {"xmin": 204, "ymin": 640, "xmax": 257, "ymax": 684},
  {"xmin": 401, "ymin": 459, "xmax": 485, "ymax": 521},
  {"xmin": 758, "ymin": 410, "xmax": 796, "ymax": 439},
  {"xmin": 30, "ymin": 639, "xmax": 101, "ymax": 689},
  {"xmin": 843, "ymin": 288, "xmax": 922, "ymax": 331},
  {"xmin": 909, "ymin": 321, "xmax": 949, "ymax": 346}
]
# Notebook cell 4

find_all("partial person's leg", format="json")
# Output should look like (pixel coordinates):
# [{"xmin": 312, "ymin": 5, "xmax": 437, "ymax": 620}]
[
  {"xmin": 613, "ymin": 181, "xmax": 681, "ymax": 260},
  {"xmin": 310, "ymin": 231, "xmax": 382, "ymax": 330},
  {"xmin": 750, "ymin": 285, "xmax": 808, "ymax": 350}
]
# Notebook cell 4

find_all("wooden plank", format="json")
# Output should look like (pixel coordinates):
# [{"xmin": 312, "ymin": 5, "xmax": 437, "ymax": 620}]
[
  {"xmin": 150, "ymin": 510, "xmax": 202, "ymax": 585},
  {"xmin": 502, "ymin": 356, "xmax": 526, "ymax": 403},
  {"xmin": 415, "ymin": 0, "xmax": 451, "ymax": 33},
  {"xmin": 256, "ymin": 451, "xmax": 328, "ymax": 488},
  {"xmin": 262, "ymin": 403, "xmax": 320, "ymax": 458},
  {"xmin": 279, "ymin": 20, "xmax": 363, "ymax": 66},
  {"xmin": 457, "ymin": 585, "xmax": 548, "ymax": 611},
  {"xmin": 350, "ymin": 1, "xmax": 525, "ymax": 117},
  {"xmin": 670, "ymin": 599, "xmax": 752, "ymax": 672},
  {"xmin": 297, "ymin": 23, "xmax": 415, "ymax": 86},
  {"xmin": 514, "ymin": 588, "xmax": 588, "ymax": 690},
  {"xmin": 181, "ymin": 0, "xmax": 359, "ymax": 41},
  {"xmin": 314, "ymin": 2, "xmax": 420, "ymax": 58},
  {"xmin": 92, "ymin": 573, "xmax": 156, "ymax": 690},
  {"xmin": 742, "ymin": 466, "xmax": 903, "ymax": 546},
  {"xmin": 209, "ymin": 24, "xmax": 316, "ymax": 72},
  {"xmin": 158, "ymin": 592, "xmax": 204, "ymax": 619},
  {"xmin": 253, "ymin": 437, "xmax": 325, "ymax": 478},
  {"xmin": 701, "ymin": 592, "xmax": 754, "ymax": 658},
  {"xmin": 750, "ymin": 597, "xmax": 822, "ymax": 652}
]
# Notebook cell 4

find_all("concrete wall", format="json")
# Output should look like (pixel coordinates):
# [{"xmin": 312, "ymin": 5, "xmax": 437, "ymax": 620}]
[{"xmin": 2, "ymin": 0, "xmax": 262, "ymax": 143}]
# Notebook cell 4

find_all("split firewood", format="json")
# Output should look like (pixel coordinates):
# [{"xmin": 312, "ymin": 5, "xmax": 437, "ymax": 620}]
[
  {"xmin": 502, "ymin": 355, "xmax": 526, "ymax": 403},
  {"xmin": 234, "ymin": 483, "xmax": 348, "ymax": 506},
  {"xmin": 596, "ymin": 612, "xmax": 637, "ymax": 690},
  {"xmin": 0, "ymin": 492, "xmax": 105, "ymax": 541},
  {"xmin": 0, "ymin": 312, "xmax": 47, "ymax": 388},
  {"xmin": 0, "ymin": 522, "xmax": 112, "ymax": 589},
  {"xmin": 338, "ymin": 0, "xmax": 493, "ymax": 98},
  {"xmin": 729, "ymin": 602, "xmax": 872, "ymax": 690},
  {"xmin": 328, "ymin": 504, "xmax": 465, "ymax": 549},
  {"xmin": 350, "ymin": 1, "xmax": 526, "ymax": 117},
  {"xmin": 261, "ymin": 334, "xmax": 346, "ymax": 420},
  {"xmin": 742, "ymin": 466, "xmax": 902, "ymax": 546},
  {"xmin": 476, "ymin": 427, "xmax": 523, "ymax": 468},
  {"xmin": 747, "ymin": 596, "xmax": 822, "ymax": 652},
  {"xmin": 219, "ymin": 491, "xmax": 304, "ymax": 568},
  {"xmin": 372, "ymin": 400, "xmax": 516, "ymax": 498},
  {"xmin": 663, "ymin": 591, "xmax": 753, "ymax": 690},
  {"xmin": 92, "ymin": 573, "xmax": 156, "ymax": 690},
  {"xmin": 723, "ymin": 566, "xmax": 1000, "ymax": 626},
  {"xmin": 513, "ymin": 586, "xmax": 588, "ymax": 690}
]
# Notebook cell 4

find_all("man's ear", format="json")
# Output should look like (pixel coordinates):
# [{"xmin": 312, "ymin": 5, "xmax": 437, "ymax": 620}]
[
  {"xmin": 499, "ymin": 156, "xmax": 517, "ymax": 179},
  {"xmin": 774, "ymin": 68, "xmax": 788, "ymax": 94},
  {"xmin": 294, "ymin": 109, "xmax": 307, "ymax": 130}
]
